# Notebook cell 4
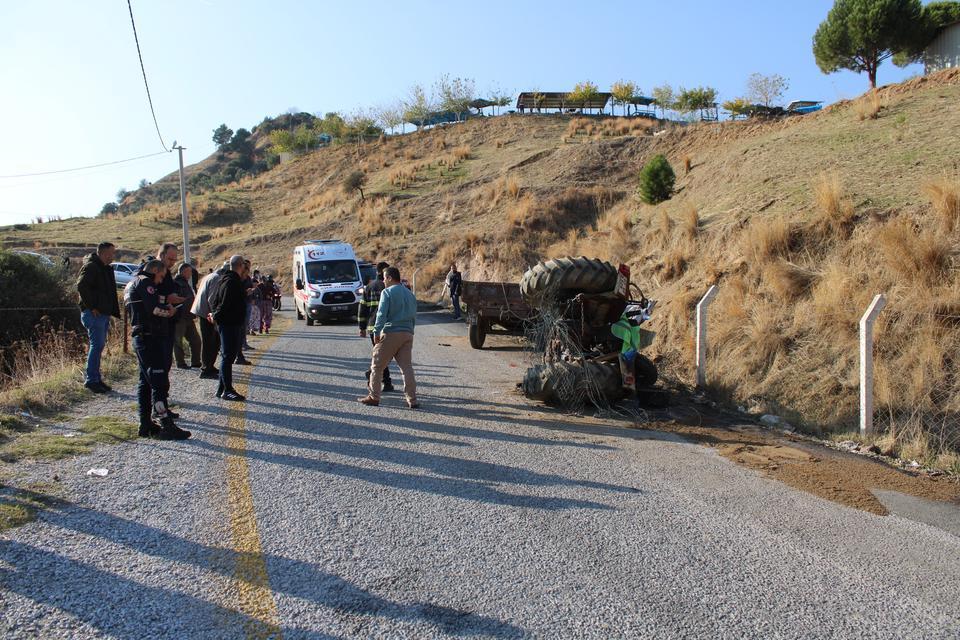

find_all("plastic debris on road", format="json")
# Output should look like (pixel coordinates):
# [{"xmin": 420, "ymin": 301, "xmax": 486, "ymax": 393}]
[{"xmin": 86, "ymin": 468, "xmax": 109, "ymax": 477}]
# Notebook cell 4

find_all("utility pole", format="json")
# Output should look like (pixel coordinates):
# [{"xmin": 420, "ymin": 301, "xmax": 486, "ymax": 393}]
[{"xmin": 174, "ymin": 143, "xmax": 191, "ymax": 264}]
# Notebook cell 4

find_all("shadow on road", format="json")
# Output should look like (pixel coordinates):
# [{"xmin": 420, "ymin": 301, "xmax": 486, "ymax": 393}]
[{"xmin": 0, "ymin": 490, "xmax": 525, "ymax": 639}]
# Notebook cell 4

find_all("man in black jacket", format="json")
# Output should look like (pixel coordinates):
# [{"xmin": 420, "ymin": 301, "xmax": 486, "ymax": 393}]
[
  {"xmin": 124, "ymin": 260, "xmax": 190, "ymax": 440},
  {"xmin": 76, "ymin": 242, "xmax": 121, "ymax": 393},
  {"xmin": 446, "ymin": 264, "xmax": 463, "ymax": 320},
  {"xmin": 173, "ymin": 262, "xmax": 202, "ymax": 369},
  {"xmin": 209, "ymin": 255, "xmax": 247, "ymax": 401}
]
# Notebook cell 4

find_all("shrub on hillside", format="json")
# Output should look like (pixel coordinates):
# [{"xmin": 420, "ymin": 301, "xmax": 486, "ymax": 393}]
[
  {"xmin": 639, "ymin": 155, "xmax": 675, "ymax": 205},
  {"xmin": 0, "ymin": 250, "xmax": 80, "ymax": 374}
]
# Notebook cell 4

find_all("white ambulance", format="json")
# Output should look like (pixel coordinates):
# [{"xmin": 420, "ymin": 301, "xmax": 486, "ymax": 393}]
[{"xmin": 292, "ymin": 240, "xmax": 363, "ymax": 325}]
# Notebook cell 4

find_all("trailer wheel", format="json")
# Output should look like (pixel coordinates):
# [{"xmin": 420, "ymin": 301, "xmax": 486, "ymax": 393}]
[
  {"xmin": 634, "ymin": 354, "xmax": 658, "ymax": 387},
  {"xmin": 520, "ymin": 256, "xmax": 618, "ymax": 304},
  {"xmin": 469, "ymin": 319, "xmax": 487, "ymax": 349}
]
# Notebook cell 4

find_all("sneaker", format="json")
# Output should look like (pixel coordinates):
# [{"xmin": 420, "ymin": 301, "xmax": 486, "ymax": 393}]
[
  {"xmin": 176, "ymin": 363, "xmax": 192, "ymax": 370},
  {"xmin": 222, "ymin": 391, "xmax": 246, "ymax": 402},
  {"xmin": 97, "ymin": 381, "xmax": 113, "ymax": 392},
  {"xmin": 156, "ymin": 421, "xmax": 191, "ymax": 440},
  {"xmin": 85, "ymin": 381, "xmax": 107, "ymax": 394},
  {"xmin": 155, "ymin": 409, "xmax": 180, "ymax": 421},
  {"xmin": 235, "ymin": 357, "xmax": 252, "ymax": 366},
  {"xmin": 138, "ymin": 421, "xmax": 161, "ymax": 438},
  {"xmin": 358, "ymin": 396, "xmax": 379, "ymax": 406},
  {"xmin": 406, "ymin": 400, "xmax": 420, "ymax": 409},
  {"xmin": 382, "ymin": 383, "xmax": 396, "ymax": 393},
  {"xmin": 199, "ymin": 369, "xmax": 219, "ymax": 380}
]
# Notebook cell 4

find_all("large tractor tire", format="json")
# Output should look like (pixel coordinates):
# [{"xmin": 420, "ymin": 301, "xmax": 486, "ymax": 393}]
[
  {"xmin": 521, "ymin": 361, "xmax": 625, "ymax": 407},
  {"xmin": 520, "ymin": 257, "xmax": 618, "ymax": 305}
]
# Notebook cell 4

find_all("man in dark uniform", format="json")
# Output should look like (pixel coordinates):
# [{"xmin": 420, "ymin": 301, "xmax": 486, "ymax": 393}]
[
  {"xmin": 359, "ymin": 261, "xmax": 394, "ymax": 392},
  {"xmin": 154, "ymin": 243, "xmax": 187, "ymax": 419},
  {"xmin": 124, "ymin": 260, "xmax": 191, "ymax": 440}
]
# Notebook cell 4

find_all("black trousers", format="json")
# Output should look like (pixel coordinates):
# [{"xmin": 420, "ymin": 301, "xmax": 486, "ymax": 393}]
[
  {"xmin": 218, "ymin": 324, "xmax": 241, "ymax": 394},
  {"xmin": 133, "ymin": 334, "xmax": 169, "ymax": 424},
  {"xmin": 199, "ymin": 317, "xmax": 220, "ymax": 371}
]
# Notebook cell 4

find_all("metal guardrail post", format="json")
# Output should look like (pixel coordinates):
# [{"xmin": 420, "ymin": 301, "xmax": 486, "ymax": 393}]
[
  {"xmin": 859, "ymin": 294, "xmax": 887, "ymax": 437},
  {"xmin": 695, "ymin": 285, "xmax": 719, "ymax": 388},
  {"xmin": 411, "ymin": 267, "xmax": 422, "ymax": 296}
]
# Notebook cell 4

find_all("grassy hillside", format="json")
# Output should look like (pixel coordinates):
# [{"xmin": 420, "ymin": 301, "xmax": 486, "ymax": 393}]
[{"xmin": 4, "ymin": 68, "xmax": 960, "ymax": 465}]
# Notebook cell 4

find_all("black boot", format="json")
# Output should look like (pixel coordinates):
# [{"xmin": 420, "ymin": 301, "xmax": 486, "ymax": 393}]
[
  {"xmin": 156, "ymin": 416, "xmax": 191, "ymax": 440},
  {"xmin": 138, "ymin": 420, "xmax": 161, "ymax": 438}
]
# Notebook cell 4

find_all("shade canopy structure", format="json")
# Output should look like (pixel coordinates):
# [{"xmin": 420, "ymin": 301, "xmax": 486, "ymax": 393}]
[
  {"xmin": 404, "ymin": 110, "xmax": 471, "ymax": 128},
  {"xmin": 627, "ymin": 96, "xmax": 655, "ymax": 107},
  {"xmin": 516, "ymin": 91, "xmax": 611, "ymax": 111},
  {"xmin": 469, "ymin": 98, "xmax": 496, "ymax": 110}
]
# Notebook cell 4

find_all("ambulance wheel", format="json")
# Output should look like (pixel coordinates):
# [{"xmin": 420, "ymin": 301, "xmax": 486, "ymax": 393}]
[{"xmin": 306, "ymin": 316, "xmax": 314, "ymax": 326}]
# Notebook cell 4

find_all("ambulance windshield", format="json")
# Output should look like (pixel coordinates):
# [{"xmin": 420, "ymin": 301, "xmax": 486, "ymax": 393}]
[{"xmin": 305, "ymin": 259, "xmax": 359, "ymax": 285}]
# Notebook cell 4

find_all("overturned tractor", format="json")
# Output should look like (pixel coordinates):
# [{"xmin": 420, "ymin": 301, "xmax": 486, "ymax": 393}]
[{"xmin": 518, "ymin": 257, "xmax": 666, "ymax": 409}]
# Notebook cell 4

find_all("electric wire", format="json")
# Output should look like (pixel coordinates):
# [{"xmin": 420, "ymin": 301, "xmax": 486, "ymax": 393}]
[
  {"xmin": 0, "ymin": 151, "xmax": 170, "ymax": 179},
  {"xmin": 127, "ymin": 0, "xmax": 169, "ymax": 152}
]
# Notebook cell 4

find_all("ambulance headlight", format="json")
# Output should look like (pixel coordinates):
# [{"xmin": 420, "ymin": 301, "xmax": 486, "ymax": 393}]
[{"xmin": 309, "ymin": 291, "xmax": 321, "ymax": 299}]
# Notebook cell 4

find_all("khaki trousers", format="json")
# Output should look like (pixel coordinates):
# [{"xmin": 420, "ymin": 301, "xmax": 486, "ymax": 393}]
[{"xmin": 369, "ymin": 332, "xmax": 416, "ymax": 402}]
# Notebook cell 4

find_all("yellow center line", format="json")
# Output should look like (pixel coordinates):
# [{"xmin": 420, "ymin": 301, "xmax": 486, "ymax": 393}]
[{"xmin": 223, "ymin": 315, "xmax": 290, "ymax": 640}]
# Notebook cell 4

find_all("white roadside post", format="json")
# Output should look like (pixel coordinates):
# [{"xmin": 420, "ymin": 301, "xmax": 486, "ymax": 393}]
[
  {"xmin": 411, "ymin": 267, "xmax": 422, "ymax": 296},
  {"xmin": 695, "ymin": 285, "xmax": 719, "ymax": 389},
  {"xmin": 859, "ymin": 294, "xmax": 887, "ymax": 437}
]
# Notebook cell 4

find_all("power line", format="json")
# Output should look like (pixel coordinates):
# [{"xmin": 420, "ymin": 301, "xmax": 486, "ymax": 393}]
[
  {"xmin": 0, "ymin": 151, "xmax": 169, "ymax": 179},
  {"xmin": 127, "ymin": 0, "xmax": 169, "ymax": 152}
]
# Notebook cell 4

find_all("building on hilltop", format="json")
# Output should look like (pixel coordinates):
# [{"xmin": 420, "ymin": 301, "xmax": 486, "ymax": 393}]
[{"xmin": 925, "ymin": 20, "xmax": 960, "ymax": 73}]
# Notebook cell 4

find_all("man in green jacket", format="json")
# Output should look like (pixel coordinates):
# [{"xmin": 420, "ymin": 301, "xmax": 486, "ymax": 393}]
[
  {"xmin": 359, "ymin": 266, "xmax": 418, "ymax": 408},
  {"xmin": 76, "ymin": 242, "xmax": 121, "ymax": 393}
]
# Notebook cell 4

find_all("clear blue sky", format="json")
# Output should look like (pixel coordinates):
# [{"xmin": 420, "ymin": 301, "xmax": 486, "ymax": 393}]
[{"xmin": 0, "ymin": 0, "xmax": 926, "ymax": 226}]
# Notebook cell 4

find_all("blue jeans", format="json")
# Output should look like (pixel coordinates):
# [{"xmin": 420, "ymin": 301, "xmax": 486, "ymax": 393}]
[
  {"xmin": 81, "ymin": 310, "xmax": 110, "ymax": 384},
  {"xmin": 218, "ymin": 324, "xmax": 241, "ymax": 394},
  {"xmin": 451, "ymin": 293, "xmax": 462, "ymax": 319}
]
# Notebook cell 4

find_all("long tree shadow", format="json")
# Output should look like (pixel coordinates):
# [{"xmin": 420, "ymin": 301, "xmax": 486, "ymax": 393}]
[
  {"xmin": 223, "ymin": 411, "xmax": 638, "ymax": 497},
  {"xmin": 0, "ymin": 492, "xmax": 525, "ymax": 639},
  {"xmin": 242, "ymin": 398, "xmax": 618, "ymax": 451},
  {"xmin": 191, "ymin": 435, "xmax": 619, "ymax": 511}
]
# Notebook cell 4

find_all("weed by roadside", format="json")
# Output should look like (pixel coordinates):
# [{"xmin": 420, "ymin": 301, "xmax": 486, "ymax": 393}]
[
  {"xmin": 0, "ymin": 481, "xmax": 64, "ymax": 531},
  {"xmin": 0, "ymin": 415, "xmax": 137, "ymax": 463}
]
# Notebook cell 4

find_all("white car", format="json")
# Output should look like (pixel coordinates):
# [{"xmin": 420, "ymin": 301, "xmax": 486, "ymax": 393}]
[{"xmin": 111, "ymin": 262, "xmax": 140, "ymax": 288}]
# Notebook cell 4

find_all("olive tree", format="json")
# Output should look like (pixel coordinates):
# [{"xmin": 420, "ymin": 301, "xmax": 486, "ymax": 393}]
[
  {"xmin": 745, "ymin": 73, "xmax": 789, "ymax": 107},
  {"xmin": 611, "ymin": 80, "xmax": 637, "ymax": 116},
  {"xmin": 652, "ymin": 84, "xmax": 675, "ymax": 119}
]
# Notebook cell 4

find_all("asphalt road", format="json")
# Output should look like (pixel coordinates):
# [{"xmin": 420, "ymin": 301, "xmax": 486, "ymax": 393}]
[{"xmin": 2, "ymin": 306, "xmax": 959, "ymax": 638}]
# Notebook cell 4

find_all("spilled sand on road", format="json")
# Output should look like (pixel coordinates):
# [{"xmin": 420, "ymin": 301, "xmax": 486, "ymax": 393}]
[{"xmin": 654, "ymin": 416, "xmax": 960, "ymax": 516}]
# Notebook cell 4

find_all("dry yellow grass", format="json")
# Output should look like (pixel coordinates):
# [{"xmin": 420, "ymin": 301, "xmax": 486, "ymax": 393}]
[
  {"xmin": 876, "ymin": 218, "xmax": 951, "ymax": 287},
  {"xmin": 854, "ymin": 91, "xmax": 884, "ymax": 121},
  {"xmin": 811, "ymin": 172, "xmax": 856, "ymax": 238},
  {"xmin": 923, "ymin": 176, "xmax": 960, "ymax": 232},
  {"xmin": 744, "ymin": 216, "xmax": 791, "ymax": 264},
  {"xmin": 764, "ymin": 259, "xmax": 818, "ymax": 300}
]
